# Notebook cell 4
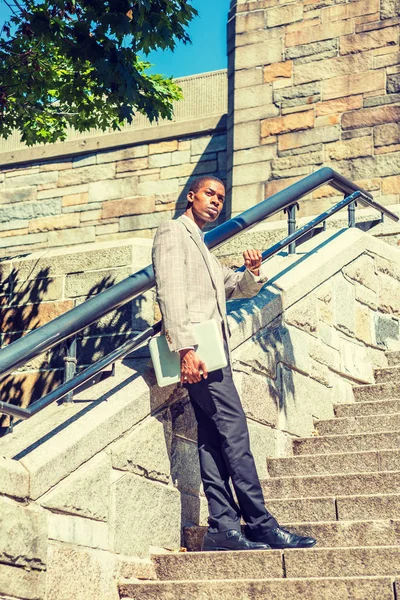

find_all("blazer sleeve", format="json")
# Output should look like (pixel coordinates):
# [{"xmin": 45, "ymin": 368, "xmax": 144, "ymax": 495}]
[
  {"xmin": 221, "ymin": 263, "xmax": 268, "ymax": 300},
  {"xmin": 152, "ymin": 221, "xmax": 197, "ymax": 352}
]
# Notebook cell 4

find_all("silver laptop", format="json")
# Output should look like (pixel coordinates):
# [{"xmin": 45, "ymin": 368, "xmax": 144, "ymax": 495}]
[{"xmin": 149, "ymin": 319, "xmax": 227, "ymax": 387}]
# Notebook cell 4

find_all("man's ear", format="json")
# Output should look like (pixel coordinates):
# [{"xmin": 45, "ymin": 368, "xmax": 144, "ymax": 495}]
[{"xmin": 187, "ymin": 190, "xmax": 194, "ymax": 205}]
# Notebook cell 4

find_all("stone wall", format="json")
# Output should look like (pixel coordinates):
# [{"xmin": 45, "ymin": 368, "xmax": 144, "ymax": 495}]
[
  {"xmin": 0, "ymin": 122, "xmax": 227, "ymax": 258},
  {"xmin": 0, "ymin": 228, "xmax": 399, "ymax": 599},
  {"xmin": 228, "ymin": 0, "xmax": 400, "ymax": 220}
]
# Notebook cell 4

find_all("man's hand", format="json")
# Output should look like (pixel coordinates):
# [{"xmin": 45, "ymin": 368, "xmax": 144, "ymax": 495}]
[
  {"xmin": 179, "ymin": 349, "xmax": 208, "ymax": 384},
  {"xmin": 243, "ymin": 249, "xmax": 263, "ymax": 276}
]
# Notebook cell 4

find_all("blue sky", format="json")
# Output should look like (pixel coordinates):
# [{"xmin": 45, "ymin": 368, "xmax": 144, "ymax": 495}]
[{"xmin": 0, "ymin": 0, "xmax": 229, "ymax": 77}]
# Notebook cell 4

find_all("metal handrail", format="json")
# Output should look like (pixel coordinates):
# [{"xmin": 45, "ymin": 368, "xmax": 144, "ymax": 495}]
[{"xmin": 0, "ymin": 167, "xmax": 398, "ymax": 420}]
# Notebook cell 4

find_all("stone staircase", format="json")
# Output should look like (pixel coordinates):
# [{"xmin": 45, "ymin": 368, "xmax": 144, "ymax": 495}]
[{"xmin": 119, "ymin": 350, "xmax": 400, "ymax": 600}]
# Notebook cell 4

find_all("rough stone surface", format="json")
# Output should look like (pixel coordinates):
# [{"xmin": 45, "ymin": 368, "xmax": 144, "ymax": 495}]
[
  {"xmin": 46, "ymin": 543, "xmax": 118, "ymax": 600},
  {"xmin": 0, "ymin": 498, "xmax": 47, "ymax": 570},
  {"xmin": 39, "ymin": 453, "xmax": 111, "ymax": 521},
  {"xmin": 0, "ymin": 563, "xmax": 46, "ymax": 600},
  {"xmin": 112, "ymin": 413, "xmax": 172, "ymax": 484},
  {"xmin": 111, "ymin": 474, "xmax": 181, "ymax": 557},
  {"xmin": 0, "ymin": 457, "xmax": 29, "ymax": 498}
]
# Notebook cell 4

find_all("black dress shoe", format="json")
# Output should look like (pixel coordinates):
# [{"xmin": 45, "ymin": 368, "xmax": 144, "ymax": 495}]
[
  {"xmin": 202, "ymin": 529, "xmax": 271, "ymax": 551},
  {"xmin": 247, "ymin": 526, "xmax": 317, "ymax": 549}
]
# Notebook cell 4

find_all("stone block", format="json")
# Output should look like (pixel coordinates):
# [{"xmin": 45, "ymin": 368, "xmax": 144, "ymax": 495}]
[
  {"xmin": 112, "ymin": 413, "xmax": 171, "ymax": 483},
  {"xmin": 343, "ymin": 254, "xmax": 377, "ymax": 291},
  {"xmin": 148, "ymin": 153, "xmax": 172, "ymax": 168},
  {"xmin": 339, "ymin": 337, "xmax": 374, "ymax": 382},
  {"xmin": 0, "ymin": 498, "xmax": 47, "ymax": 570},
  {"xmin": 322, "ymin": 0, "xmax": 380, "ymax": 21},
  {"xmin": 171, "ymin": 436, "xmax": 202, "ymax": 495},
  {"xmin": 62, "ymin": 191, "xmax": 89, "ymax": 207},
  {"xmin": 0, "ymin": 457, "xmax": 29, "ymax": 498},
  {"xmin": 378, "ymin": 272, "xmax": 400, "ymax": 315},
  {"xmin": 47, "ymin": 511, "xmax": 109, "ymax": 550},
  {"xmin": 39, "ymin": 453, "xmax": 110, "ymax": 521},
  {"xmin": 247, "ymin": 421, "xmax": 275, "ymax": 479},
  {"xmin": 58, "ymin": 164, "xmax": 115, "ymax": 187},
  {"xmin": 374, "ymin": 123, "xmax": 400, "ymax": 147},
  {"xmin": 230, "ymin": 182, "xmax": 264, "ymax": 212},
  {"xmin": 160, "ymin": 160, "xmax": 217, "ymax": 180},
  {"xmin": 316, "ymin": 95, "xmax": 363, "ymax": 117},
  {"xmin": 235, "ymin": 40, "xmax": 283, "ymax": 70},
  {"xmin": 46, "ymin": 543, "xmax": 118, "ymax": 600},
  {"xmin": 29, "ymin": 213, "xmax": 80, "ymax": 233},
  {"xmin": 111, "ymin": 473, "xmax": 181, "ymax": 557},
  {"xmin": 286, "ymin": 20, "xmax": 354, "ymax": 47},
  {"xmin": 0, "ymin": 198, "xmax": 62, "ymax": 224},
  {"xmin": 294, "ymin": 53, "xmax": 373, "ymax": 86},
  {"xmin": 272, "ymin": 151, "xmax": 323, "ymax": 173},
  {"xmin": 235, "ymin": 10, "xmax": 265, "ymax": 33},
  {"xmin": 138, "ymin": 178, "xmax": 180, "ymax": 196},
  {"xmin": 261, "ymin": 110, "xmax": 314, "ymax": 138},
  {"xmin": 343, "ymin": 105, "xmax": 400, "ymax": 130},
  {"xmin": 120, "ymin": 210, "xmax": 172, "ymax": 232},
  {"xmin": 101, "ymin": 196, "xmax": 155, "ymax": 219},
  {"xmin": 340, "ymin": 26, "xmax": 398, "ymax": 54},
  {"xmin": 97, "ymin": 145, "xmax": 148, "ymax": 164},
  {"xmin": 38, "ymin": 182, "xmax": 88, "ymax": 200},
  {"xmin": 3, "ymin": 171, "xmax": 58, "ymax": 189},
  {"xmin": 47, "ymin": 226, "xmax": 96, "ymax": 247},
  {"xmin": 278, "ymin": 125, "xmax": 340, "ymax": 151},
  {"xmin": 170, "ymin": 397, "xmax": 197, "ymax": 442},
  {"xmin": 381, "ymin": 0, "xmax": 400, "ymax": 18},
  {"xmin": 233, "ymin": 121, "xmax": 260, "ymax": 150},
  {"xmin": 239, "ymin": 371, "xmax": 280, "ymax": 427},
  {"xmin": 0, "ymin": 186, "xmax": 37, "ymax": 205},
  {"xmin": 72, "ymin": 153, "xmax": 96, "ymax": 168},
  {"xmin": 376, "ymin": 151, "xmax": 400, "ymax": 176},
  {"xmin": 89, "ymin": 177, "xmax": 138, "ymax": 203},
  {"xmin": 0, "ymin": 563, "xmax": 45, "ymax": 600},
  {"xmin": 116, "ymin": 157, "xmax": 148, "ymax": 173},
  {"xmin": 234, "ymin": 84, "xmax": 272, "ymax": 111},
  {"xmin": 310, "ymin": 338, "xmax": 340, "ymax": 371},
  {"xmin": 387, "ymin": 73, "xmax": 400, "ymax": 94},
  {"xmin": 279, "ymin": 365, "xmax": 334, "ymax": 437},
  {"xmin": 382, "ymin": 173, "xmax": 400, "ymax": 193},
  {"xmin": 273, "ymin": 82, "xmax": 319, "ymax": 105},
  {"xmin": 236, "ymin": 67, "xmax": 264, "ymax": 89},
  {"xmin": 325, "ymin": 137, "xmax": 373, "ymax": 161},
  {"xmin": 11, "ymin": 276, "xmax": 63, "ymax": 305},
  {"xmin": 322, "ymin": 71, "xmax": 385, "ymax": 101},
  {"xmin": 334, "ymin": 277, "xmax": 355, "ymax": 335},
  {"xmin": 286, "ymin": 39, "xmax": 338, "ymax": 60},
  {"xmin": 232, "ymin": 161, "xmax": 271, "ymax": 186},
  {"xmin": 285, "ymin": 295, "xmax": 318, "ymax": 336},
  {"xmin": 234, "ymin": 103, "xmax": 280, "ymax": 125},
  {"xmin": 149, "ymin": 141, "xmax": 178, "ymax": 154},
  {"xmin": 268, "ymin": 3, "xmax": 303, "ymax": 27},
  {"xmin": 65, "ymin": 267, "xmax": 131, "ymax": 298},
  {"xmin": 171, "ymin": 150, "xmax": 191, "ymax": 166},
  {"xmin": 355, "ymin": 302, "xmax": 373, "ymax": 345},
  {"xmin": 2, "ymin": 299, "xmax": 74, "ymax": 332},
  {"xmin": 233, "ymin": 144, "xmax": 277, "ymax": 166},
  {"xmin": 264, "ymin": 61, "xmax": 292, "ymax": 83},
  {"xmin": 328, "ymin": 156, "xmax": 378, "ymax": 181},
  {"xmin": 374, "ymin": 313, "xmax": 399, "ymax": 346},
  {"xmin": 190, "ymin": 135, "xmax": 226, "ymax": 156}
]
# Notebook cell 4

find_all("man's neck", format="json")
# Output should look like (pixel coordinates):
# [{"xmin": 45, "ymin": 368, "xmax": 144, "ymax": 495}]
[{"xmin": 184, "ymin": 208, "xmax": 205, "ymax": 230}]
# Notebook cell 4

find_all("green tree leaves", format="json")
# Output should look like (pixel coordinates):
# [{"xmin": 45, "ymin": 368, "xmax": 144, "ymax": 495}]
[{"xmin": 0, "ymin": 0, "xmax": 197, "ymax": 145}]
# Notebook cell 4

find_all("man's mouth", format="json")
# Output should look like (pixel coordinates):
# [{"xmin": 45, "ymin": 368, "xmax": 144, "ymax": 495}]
[{"xmin": 207, "ymin": 207, "xmax": 219, "ymax": 217}]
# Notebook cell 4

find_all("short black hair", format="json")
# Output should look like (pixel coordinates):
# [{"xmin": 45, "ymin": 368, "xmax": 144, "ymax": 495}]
[
  {"xmin": 186, "ymin": 175, "xmax": 225, "ymax": 209},
  {"xmin": 189, "ymin": 175, "xmax": 225, "ymax": 194}
]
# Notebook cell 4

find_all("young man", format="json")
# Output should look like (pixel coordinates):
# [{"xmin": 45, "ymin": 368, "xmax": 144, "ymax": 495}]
[{"xmin": 152, "ymin": 175, "xmax": 316, "ymax": 552}]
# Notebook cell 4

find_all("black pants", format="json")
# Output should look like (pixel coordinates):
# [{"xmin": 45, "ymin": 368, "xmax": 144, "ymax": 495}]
[{"xmin": 186, "ymin": 355, "xmax": 278, "ymax": 536}]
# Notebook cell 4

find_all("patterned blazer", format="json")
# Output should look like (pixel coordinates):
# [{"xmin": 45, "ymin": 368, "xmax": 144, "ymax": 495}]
[{"xmin": 152, "ymin": 215, "xmax": 268, "ymax": 353}]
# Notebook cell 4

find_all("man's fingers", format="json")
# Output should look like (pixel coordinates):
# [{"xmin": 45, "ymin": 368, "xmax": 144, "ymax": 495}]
[{"xmin": 199, "ymin": 360, "xmax": 208, "ymax": 379}]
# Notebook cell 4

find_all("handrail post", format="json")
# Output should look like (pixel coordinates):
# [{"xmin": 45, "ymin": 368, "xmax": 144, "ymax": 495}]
[
  {"xmin": 285, "ymin": 203, "xmax": 299, "ymax": 254},
  {"xmin": 348, "ymin": 196, "xmax": 357, "ymax": 228},
  {"xmin": 63, "ymin": 335, "xmax": 77, "ymax": 403}
]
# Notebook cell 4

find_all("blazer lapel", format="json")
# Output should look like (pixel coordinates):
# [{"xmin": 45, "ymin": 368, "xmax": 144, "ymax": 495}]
[{"xmin": 178, "ymin": 216, "xmax": 216, "ymax": 286}]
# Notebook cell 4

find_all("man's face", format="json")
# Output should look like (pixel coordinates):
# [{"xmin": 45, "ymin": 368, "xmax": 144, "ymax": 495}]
[{"xmin": 187, "ymin": 180, "xmax": 225, "ymax": 225}]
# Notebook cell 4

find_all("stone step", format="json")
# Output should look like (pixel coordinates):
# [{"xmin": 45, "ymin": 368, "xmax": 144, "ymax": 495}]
[
  {"xmin": 119, "ymin": 576, "xmax": 397, "ymax": 600},
  {"xmin": 314, "ymin": 414, "xmax": 400, "ymax": 436},
  {"xmin": 150, "ymin": 546, "xmax": 400, "ymax": 581},
  {"xmin": 267, "ymin": 449, "xmax": 400, "ymax": 478},
  {"xmin": 267, "ymin": 493, "xmax": 400, "ymax": 523},
  {"xmin": 334, "ymin": 399, "xmax": 400, "ymax": 418},
  {"xmin": 374, "ymin": 366, "xmax": 400, "ymax": 384},
  {"xmin": 293, "ymin": 431, "xmax": 400, "ymax": 456},
  {"xmin": 261, "ymin": 470, "xmax": 400, "ymax": 500},
  {"xmin": 387, "ymin": 351, "xmax": 400, "ymax": 367},
  {"xmin": 353, "ymin": 381, "xmax": 400, "ymax": 403},
  {"xmin": 183, "ymin": 519, "xmax": 400, "ymax": 552}
]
